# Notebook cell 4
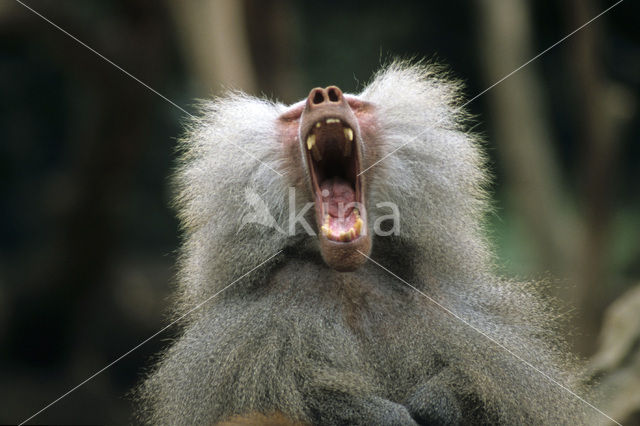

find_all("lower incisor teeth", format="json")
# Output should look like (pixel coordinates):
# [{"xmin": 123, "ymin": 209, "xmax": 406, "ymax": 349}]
[
  {"xmin": 324, "ymin": 226, "xmax": 359, "ymax": 242},
  {"xmin": 322, "ymin": 213, "xmax": 363, "ymax": 241}
]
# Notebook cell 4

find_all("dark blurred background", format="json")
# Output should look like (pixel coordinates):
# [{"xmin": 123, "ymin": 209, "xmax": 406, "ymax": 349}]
[{"xmin": 1, "ymin": 0, "xmax": 638, "ymax": 424}]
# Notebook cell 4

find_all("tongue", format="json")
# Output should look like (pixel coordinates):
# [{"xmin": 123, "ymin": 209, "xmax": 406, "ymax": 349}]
[{"xmin": 320, "ymin": 177, "xmax": 356, "ymax": 218}]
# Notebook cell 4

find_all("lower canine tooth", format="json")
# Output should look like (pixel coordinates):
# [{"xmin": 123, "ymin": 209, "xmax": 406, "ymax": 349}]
[
  {"xmin": 344, "ymin": 127, "xmax": 353, "ymax": 141},
  {"xmin": 354, "ymin": 217, "xmax": 363, "ymax": 234}
]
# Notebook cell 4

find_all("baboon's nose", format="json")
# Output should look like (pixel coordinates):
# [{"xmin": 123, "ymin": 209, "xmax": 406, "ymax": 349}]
[{"xmin": 307, "ymin": 86, "xmax": 344, "ymax": 108}]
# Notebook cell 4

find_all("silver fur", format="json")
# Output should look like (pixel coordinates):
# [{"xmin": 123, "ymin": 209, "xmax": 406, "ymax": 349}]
[{"xmin": 136, "ymin": 62, "xmax": 592, "ymax": 425}]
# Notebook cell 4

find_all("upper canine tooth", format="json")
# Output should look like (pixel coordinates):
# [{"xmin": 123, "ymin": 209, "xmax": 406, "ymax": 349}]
[
  {"xmin": 315, "ymin": 122, "xmax": 322, "ymax": 128},
  {"xmin": 326, "ymin": 118, "xmax": 340, "ymax": 124},
  {"xmin": 343, "ymin": 128, "xmax": 353, "ymax": 157},
  {"xmin": 307, "ymin": 134, "xmax": 322, "ymax": 161},
  {"xmin": 306, "ymin": 134, "xmax": 316, "ymax": 150}
]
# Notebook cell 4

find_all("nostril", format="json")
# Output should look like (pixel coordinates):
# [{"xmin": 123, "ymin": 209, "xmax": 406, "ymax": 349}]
[
  {"xmin": 312, "ymin": 90, "xmax": 325, "ymax": 105},
  {"xmin": 327, "ymin": 87, "xmax": 341, "ymax": 102}
]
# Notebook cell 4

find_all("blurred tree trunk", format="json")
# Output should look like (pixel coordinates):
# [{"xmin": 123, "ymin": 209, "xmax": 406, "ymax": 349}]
[
  {"xmin": 588, "ymin": 284, "xmax": 640, "ymax": 425},
  {"xmin": 565, "ymin": 0, "xmax": 627, "ymax": 354},
  {"xmin": 478, "ymin": 0, "xmax": 629, "ymax": 355},
  {"xmin": 477, "ymin": 1, "xmax": 580, "ymax": 282},
  {"xmin": 167, "ymin": 0, "xmax": 257, "ymax": 95},
  {"xmin": 1, "ymin": 1, "xmax": 178, "ymax": 422},
  {"xmin": 245, "ymin": 0, "xmax": 302, "ymax": 103}
]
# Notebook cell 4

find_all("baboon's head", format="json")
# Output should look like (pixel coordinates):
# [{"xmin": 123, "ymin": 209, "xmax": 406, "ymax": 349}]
[
  {"xmin": 278, "ymin": 86, "xmax": 376, "ymax": 272},
  {"xmin": 177, "ymin": 63, "xmax": 487, "ymax": 280}
]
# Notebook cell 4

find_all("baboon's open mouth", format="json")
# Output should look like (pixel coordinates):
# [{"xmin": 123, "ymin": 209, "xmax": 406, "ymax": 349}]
[
  {"xmin": 304, "ymin": 116, "xmax": 364, "ymax": 243},
  {"xmin": 295, "ymin": 85, "xmax": 371, "ymax": 271}
]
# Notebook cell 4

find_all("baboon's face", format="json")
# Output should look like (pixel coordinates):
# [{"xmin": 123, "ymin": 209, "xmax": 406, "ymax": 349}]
[{"xmin": 279, "ymin": 86, "xmax": 377, "ymax": 272}]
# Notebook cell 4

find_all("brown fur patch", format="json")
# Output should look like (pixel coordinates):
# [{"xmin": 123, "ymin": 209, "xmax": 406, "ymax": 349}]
[{"xmin": 217, "ymin": 412, "xmax": 307, "ymax": 425}]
